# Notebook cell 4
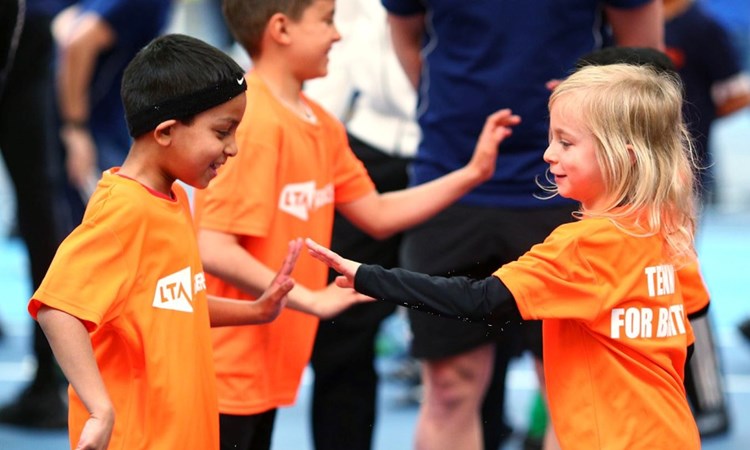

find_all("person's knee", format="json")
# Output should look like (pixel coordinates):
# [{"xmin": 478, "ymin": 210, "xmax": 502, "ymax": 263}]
[{"xmin": 422, "ymin": 346, "xmax": 494, "ymax": 413}]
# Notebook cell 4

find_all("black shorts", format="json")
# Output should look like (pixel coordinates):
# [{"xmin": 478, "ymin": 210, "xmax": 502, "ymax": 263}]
[{"xmin": 400, "ymin": 202, "xmax": 576, "ymax": 360}]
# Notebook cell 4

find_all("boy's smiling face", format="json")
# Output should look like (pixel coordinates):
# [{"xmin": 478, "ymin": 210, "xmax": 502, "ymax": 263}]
[
  {"xmin": 286, "ymin": 0, "xmax": 341, "ymax": 81},
  {"xmin": 166, "ymin": 93, "xmax": 247, "ymax": 190}
]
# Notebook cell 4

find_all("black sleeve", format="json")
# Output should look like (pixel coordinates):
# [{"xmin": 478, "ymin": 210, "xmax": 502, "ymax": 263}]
[
  {"xmin": 354, "ymin": 264, "xmax": 522, "ymax": 325},
  {"xmin": 685, "ymin": 343, "xmax": 695, "ymax": 375},
  {"xmin": 687, "ymin": 302, "xmax": 710, "ymax": 321}
]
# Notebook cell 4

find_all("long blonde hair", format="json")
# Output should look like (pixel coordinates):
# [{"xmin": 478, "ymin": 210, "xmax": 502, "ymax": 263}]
[{"xmin": 547, "ymin": 64, "xmax": 698, "ymax": 262}]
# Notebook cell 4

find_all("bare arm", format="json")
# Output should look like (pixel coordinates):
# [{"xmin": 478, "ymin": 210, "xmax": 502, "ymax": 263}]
[
  {"xmin": 37, "ymin": 307, "xmax": 114, "ymax": 450},
  {"xmin": 53, "ymin": 7, "xmax": 115, "ymax": 194},
  {"xmin": 387, "ymin": 12, "xmax": 425, "ymax": 90},
  {"xmin": 605, "ymin": 0, "xmax": 665, "ymax": 50},
  {"xmin": 337, "ymin": 109, "xmax": 521, "ymax": 239},
  {"xmin": 199, "ymin": 230, "xmax": 369, "ymax": 319},
  {"xmin": 714, "ymin": 73, "xmax": 750, "ymax": 117}
]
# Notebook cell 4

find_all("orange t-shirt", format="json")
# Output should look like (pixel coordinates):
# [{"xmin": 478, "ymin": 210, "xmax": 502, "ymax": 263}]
[
  {"xmin": 680, "ymin": 259, "xmax": 710, "ymax": 318},
  {"xmin": 28, "ymin": 170, "xmax": 219, "ymax": 450},
  {"xmin": 192, "ymin": 71, "xmax": 375, "ymax": 414},
  {"xmin": 494, "ymin": 217, "xmax": 701, "ymax": 450}
]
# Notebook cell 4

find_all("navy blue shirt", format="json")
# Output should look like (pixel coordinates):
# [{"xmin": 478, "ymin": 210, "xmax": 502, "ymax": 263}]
[
  {"xmin": 26, "ymin": 0, "xmax": 73, "ymax": 17},
  {"xmin": 382, "ymin": 0, "xmax": 652, "ymax": 208},
  {"xmin": 77, "ymin": 0, "xmax": 172, "ymax": 168},
  {"xmin": 666, "ymin": 3, "xmax": 743, "ymax": 174}
]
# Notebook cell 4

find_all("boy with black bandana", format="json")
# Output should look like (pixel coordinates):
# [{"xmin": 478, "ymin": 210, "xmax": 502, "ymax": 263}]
[{"xmin": 26, "ymin": 34, "xmax": 302, "ymax": 450}]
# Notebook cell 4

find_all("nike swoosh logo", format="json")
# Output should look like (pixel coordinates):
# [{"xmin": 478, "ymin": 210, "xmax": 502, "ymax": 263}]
[{"xmin": 237, "ymin": 77, "xmax": 245, "ymax": 85}]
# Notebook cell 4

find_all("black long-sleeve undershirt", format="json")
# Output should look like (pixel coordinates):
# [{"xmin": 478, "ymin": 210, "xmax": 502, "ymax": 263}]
[
  {"xmin": 354, "ymin": 264, "xmax": 522, "ymax": 325},
  {"xmin": 355, "ymin": 265, "xmax": 699, "ymax": 369}
]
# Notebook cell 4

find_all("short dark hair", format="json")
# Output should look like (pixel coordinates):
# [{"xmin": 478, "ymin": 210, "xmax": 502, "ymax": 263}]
[
  {"xmin": 575, "ymin": 47, "xmax": 676, "ymax": 75},
  {"xmin": 222, "ymin": 0, "xmax": 314, "ymax": 58},
  {"xmin": 121, "ymin": 34, "xmax": 246, "ymax": 137}
]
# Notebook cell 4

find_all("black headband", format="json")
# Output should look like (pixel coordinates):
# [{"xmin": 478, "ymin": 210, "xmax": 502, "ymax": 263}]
[{"xmin": 126, "ymin": 75, "xmax": 247, "ymax": 137}]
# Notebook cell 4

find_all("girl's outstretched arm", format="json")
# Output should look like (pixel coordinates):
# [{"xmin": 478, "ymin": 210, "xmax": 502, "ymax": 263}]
[{"xmin": 305, "ymin": 239, "xmax": 521, "ymax": 324}]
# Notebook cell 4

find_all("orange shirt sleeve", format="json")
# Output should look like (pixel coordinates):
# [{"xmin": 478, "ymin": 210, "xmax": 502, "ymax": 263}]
[
  {"xmin": 29, "ymin": 192, "xmax": 133, "ymax": 330},
  {"xmin": 322, "ymin": 109, "xmax": 375, "ymax": 204},
  {"xmin": 678, "ymin": 260, "xmax": 710, "ymax": 316},
  {"xmin": 494, "ymin": 222, "xmax": 606, "ymax": 322}
]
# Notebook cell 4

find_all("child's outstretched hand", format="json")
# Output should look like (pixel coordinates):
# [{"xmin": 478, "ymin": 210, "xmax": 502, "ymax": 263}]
[
  {"xmin": 467, "ymin": 108, "xmax": 521, "ymax": 182},
  {"xmin": 254, "ymin": 238, "xmax": 302, "ymax": 322},
  {"xmin": 306, "ymin": 238, "xmax": 361, "ymax": 289},
  {"xmin": 270, "ymin": 238, "xmax": 302, "ymax": 291}
]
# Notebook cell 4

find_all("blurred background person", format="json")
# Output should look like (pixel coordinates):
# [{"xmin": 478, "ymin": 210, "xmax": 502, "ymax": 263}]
[
  {"xmin": 52, "ymin": 0, "xmax": 172, "ymax": 219},
  {"xmin": 663, "ymin": 0, "xmax": 750, "ymax": 437},
  {"xmin": 304, "ymin": 1, "xmax": 420, "ymax": 448},
  {"xmin": 0, "ymin": 0, "xmax": 73, "ymax": 428}
]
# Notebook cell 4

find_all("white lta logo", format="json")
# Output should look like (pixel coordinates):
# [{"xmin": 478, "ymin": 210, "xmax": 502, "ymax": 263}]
[
  {"xmin": 278, "ymin": 181, "xmax": 334, "ymax": 221},
  {"xmin": 153, "ymin": 267, "xmax": 195, "ymax": 312}
]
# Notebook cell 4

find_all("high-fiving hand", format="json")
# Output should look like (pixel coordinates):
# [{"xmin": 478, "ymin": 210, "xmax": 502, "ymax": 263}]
[
  {"xmin": 305, "ymin": 238, "xmax": 361, "ymax": 289},
  {"xmin": 253, "ymin": 238, "xmax": 302, "ymax": 322}
]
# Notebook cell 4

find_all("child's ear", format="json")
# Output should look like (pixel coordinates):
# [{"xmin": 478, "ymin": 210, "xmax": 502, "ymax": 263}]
[
  {"xmin": 154, "ymin": 119, "xmax": 178, "ymax": 146},
  {"xmin": 267, "ymin": 12, "xmax": 291, "ymax": 45}
]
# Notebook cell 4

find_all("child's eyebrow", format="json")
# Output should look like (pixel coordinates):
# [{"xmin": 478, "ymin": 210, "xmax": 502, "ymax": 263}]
[{"xmin": 217, "ymin": 117, "xmax": 241, "ymax": 126}]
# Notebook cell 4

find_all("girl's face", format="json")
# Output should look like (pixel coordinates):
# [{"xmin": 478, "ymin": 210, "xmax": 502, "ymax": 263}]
[{"xmin": 544, "ymin": 94, "xmax": 608, "ymax": 211}]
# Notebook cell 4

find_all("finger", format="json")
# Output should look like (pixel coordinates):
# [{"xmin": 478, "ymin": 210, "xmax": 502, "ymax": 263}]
[
  {"xmin": 267, "ymin": 278, "xmax": 294, "ymax": 301},
  {"xmin": 334, "ymin": 276, "xmax": 353, "ymax": 289},
  {"xmin": 290, "ymin": 237, "xmax": 303, "ymax": 257},
  {"xmin": 305, "ymin": 238, "xmax": 336, "ymax": 266},
  {"xmin": 280, "ymin": 239, "xmax": 302, "ymax": 275},
  {"xmin": 305, "ymin": 237, "xmax": 324, "ymax": 254},
  {"xmin": 279, "ymin": 278, "xmax": 295, "ymax": 293},
  {"xmin": 353, "ymin": 292, "xmax": 375, "ymax": 303},
  {"xmin": 482, "ymin": 112, "xmax": 509, "ymax": 138},
  {"xmin": 488, "ymin": 108, "xmax": 520, "ymax": 126},
  {"xmin": 493, "ymin": 112, "xmax": 521, "ymax": 127},
  {"xmin": 494, "ymin": 127, "xmax": 513, "ymax": 141}
]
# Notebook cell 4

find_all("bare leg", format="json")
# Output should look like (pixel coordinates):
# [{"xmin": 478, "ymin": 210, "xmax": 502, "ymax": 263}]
[
  {"xmin": 533, "ymin": 358, "xmax": 561, "ymax": 450},
  {"xmin": 415, "ymin": 343, "xmax": 494, "ymax": 450}
]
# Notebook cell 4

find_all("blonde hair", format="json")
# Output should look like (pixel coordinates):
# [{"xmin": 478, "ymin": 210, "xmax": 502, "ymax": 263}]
[{"xmin": 547, "ymin": 64, "xmax": 698, "ymax": 262}]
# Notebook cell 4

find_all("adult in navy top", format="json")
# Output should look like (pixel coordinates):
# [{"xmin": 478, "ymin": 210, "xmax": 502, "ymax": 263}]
[
  {"xmin": 665, "ymin": 1, "xmax": 750, "ymax": 198},
  {"xmin": 54, "ymin": 0, "xmax": 172, "ymax": 202},
  {"xmin": 385, "ymin": 0, "xmax": 662, "ymax": 207}
]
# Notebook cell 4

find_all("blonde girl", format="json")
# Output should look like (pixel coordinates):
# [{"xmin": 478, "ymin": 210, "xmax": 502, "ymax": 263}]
[{"xmin": 306, "ymin": 64, "xmax": 705, "ymax": 450}]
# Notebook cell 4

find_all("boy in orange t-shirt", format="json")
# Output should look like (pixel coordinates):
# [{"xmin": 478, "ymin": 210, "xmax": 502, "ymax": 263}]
[
  {"xmin": 27, "ymin": 34, "xmax": 302, "ymax": 450},
  {"xmin": 192, "ymin": 0, "xmax": 520, "ymax": 448},
  {"xmin": 308, "ymin": 64, "xmax": 704, "ymax": 449}
]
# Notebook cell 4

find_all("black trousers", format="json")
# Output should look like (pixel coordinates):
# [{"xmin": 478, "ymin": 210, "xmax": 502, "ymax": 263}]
[
  {"xmin": 310, "ymin": 134, "xmax": 410, "ymax": 450},
  {"xmin": 0, "ymin": 11, "xmax": 68, "ymax": 390},
  {"xmin": 219, "ymin": 409, "xmax": 277, "ymax": 450},
  {"xmin": 685, "ymin": 314, "xmax": 731, "ymax": 436}
]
